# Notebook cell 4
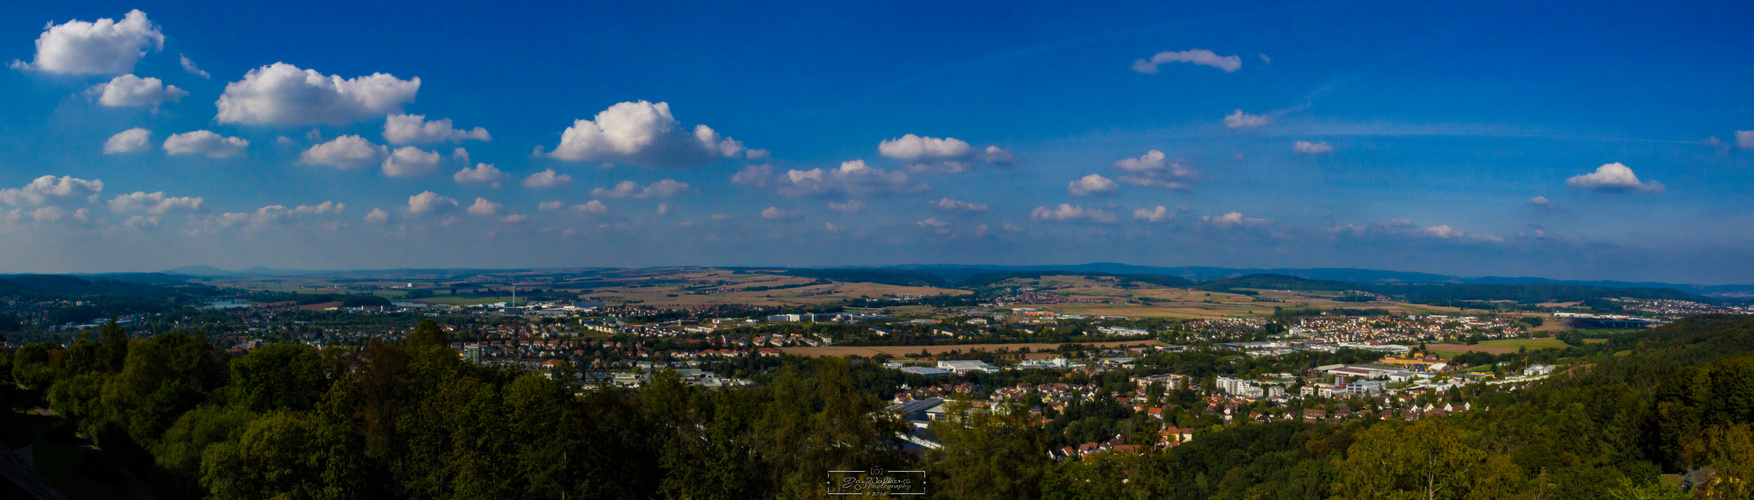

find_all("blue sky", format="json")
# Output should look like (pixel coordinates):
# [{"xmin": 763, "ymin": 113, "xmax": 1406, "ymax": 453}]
[{"xmin": 1, "ymin": 0, "xmax": 1751, "ymax": 283}]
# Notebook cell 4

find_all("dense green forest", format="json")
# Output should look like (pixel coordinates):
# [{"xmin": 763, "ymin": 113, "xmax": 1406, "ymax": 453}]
[
  {"xmin": 7, "ymin": 315, "xmax": 1754, "ymax": 498},
  {"xmin": 1193, "ymin": 274, "xmax": 1360, "ymax": 293},
  {"xmin": 0, "ymin": 274, "xmax": 218, "ymax": 302}
]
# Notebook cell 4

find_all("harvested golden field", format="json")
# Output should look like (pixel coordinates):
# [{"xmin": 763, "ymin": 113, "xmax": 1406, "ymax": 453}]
[
  {"xmin": 210, "ymin": 268, "xmax": 1492, "ymax": 324},
  {"xmin": 1041, "ymin": 290, "xmax": 1466, "ymax": 319},
  {"xmin": 580, "ymin": 280, "xmax": 966, "ymax": 307},
  {"xmin": 209, "ymin": 268, "xmax": 967, "ymax": 308},
  {"xmin": 1049, "ymin": 304, "xmax": 1266, "ymax": 319}
]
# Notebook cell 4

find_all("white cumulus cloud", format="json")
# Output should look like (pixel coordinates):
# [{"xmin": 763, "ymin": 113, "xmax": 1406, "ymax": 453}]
[
  {"xmin": 879, "ymin": 134, "xmax": 971, "ymax": 160},
  {"xmin": 1737, "ymin": 130, "xmax": 1753, "ymax": 149},
  {"xmin": 1326, "ymin": 219, "xmax": 1508, "ymax": 242},
  {"xmin": 523, "ymin": 169, "xmax": 573, "ymax": 188},
  {"xmin": 180, "ymin": 54, "xmax": 208, "ymax": 78},
  {"xmin": 383, "ymin": 114, "xmax": 490, "ymax": 144},
  {"xmin": 454, "ymin": 163, "xmax": 507, "ymax": 187},
  {"xmin": 590, "ymin": 179, "xmax": 691, "ymax": 199},
  {"xmin": 406, "ymin": 192, "xmax": 458, "ymax": 215},
  {"xmin": 828, "ymin": 200, "xmax": 865, "ymax": 213},
  {"xmin": 1224, "ymin": 109, "xmax": 1271, "ymax": 128},
  {"xmin": 1067, "ymin": 174, "xmax": 1117, "ymax": 196},
  {"xmin": 1134, "ymin": 206, "xmax": 1172, "ymax": 222},
  {"xmin": 215, "ymin": 62, "xmax": 420, "ymax": 125},
  {"xmin": 732, "ymin": 164, "xmax": 773, "ymax": 188},
  {"xmin": 0, "ymin": 175, "xmax": 103, "ymax": 206},
  {"xmin": 206, "ymin": 208, "xmax": 265, "ymax": 229},
  {"xmin": 292, "ymin": 201, "xmax": 344, "ymax": 215},
  {"xmin": 979, "ymin": 146, "xmax": 1016, "ymax": 166},
  {"xmin": 776, "ymin": 160, "xmax": 929, "ymax": 197},
  {"xmin": 164, "ymin": 130, "xmax": 249, "ymax": 158},
  {"xmin": 1566, "ymin": 163, "xmax": 1664, "ymax": 193},
  {"xmin": 10, "ymin": 10, "xmax": 163, "ymax": 75},
  {"xmin": 381, "ymin": 146, "xmax": 440, "ymax": 178},
  {"xmin": 1409, "ymin": 224, "xmax": 1502, "ymax": 242},
  {"xmin": 933, "ymin": 197, "xmax": 988, "ymax": 213},
  {"xmin": 26, "ymin": 207, "xmax": 85, "ymax": 223},
  {"xmin": 103, "ymin": 128, "xmax": 151, "ymax": 154},
  {"xmin": 364, "ymin": 208, "xmax": 389, "ymax": 224},
  {"xmin": 1113, "ymin": 150, "xmax": 1167, "ymax": 172},
  {"xmin": 107, "ymin": 191, "xmax": 202, "ymax": 214},
  {"xmin": 466, "ymin": 197, "xmax": 500, "ymax": 216},
  {"xmin": 1201, "ymin": 212, "xmax": 1270, "ymax": 227},
  {"xmin": 1030, "ymin": 204, "xmax": 1115, "ymax": 223},
  {"xmin": 87, "ymin": 74, "xmax": 187, "ymax": 108},
  {"xmin": 878, "ymin": 134, "xmax": 1013, "ymax": 173},
  {"xmin": 1131, "ymin": 49, "xmax": 1241, "ymax": 74},
  {"xmin": 122, "ymin": 215, "xmax": 157, "ymax": 228},
  {"xmin": 760, "ymin": 207, "xmax": 798, "ymax": 219},
  {"xmin": 575, "ymin": 200, "xmax": 608, "ymax": 215},
  {"xmin": 298, "ymin": 135, "xmax": 387, "ymax": 169},
  {"xmin": 547, "ymin": 101, "xmax": 747, "ymax": 168},
  {"xmin": 1112, "ymin": 150, "xmax": 1200, "ymax": 191},
  {"xmin": 1293, "ymin": 141, "xmax": 1334, "ymax": 154}
]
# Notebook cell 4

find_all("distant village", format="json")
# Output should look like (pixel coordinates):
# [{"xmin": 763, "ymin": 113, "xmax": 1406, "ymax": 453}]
[{"xmin": 6, "ymin": 286, "xmax": 1748, "ymax": 460}]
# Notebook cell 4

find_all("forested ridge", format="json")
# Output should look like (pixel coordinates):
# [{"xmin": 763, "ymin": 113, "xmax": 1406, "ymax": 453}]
[{"xmin": 6, "ymin": 315, "xmax": 1754, "ymax": 498}]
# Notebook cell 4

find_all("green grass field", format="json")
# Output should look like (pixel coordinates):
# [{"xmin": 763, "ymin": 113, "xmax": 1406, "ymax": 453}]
[
  {"xmin": 1573, "ymin": 328, "xmax": 1638, "ymax": 334},
  {"xmin": 1430, "ymin": 337, "xmax": 1611, "ymax": 357},
  {"xmin": 1476, "ymin": 338, "xmax": 1571, "ymax": 350}
]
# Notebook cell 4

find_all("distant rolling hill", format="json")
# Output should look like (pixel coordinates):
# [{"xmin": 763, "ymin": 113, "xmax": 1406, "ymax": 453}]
[
  {"xmin": 1372, "ymin": 283, "xmax": 1703, "ymax": 304},
  {"xmin": 164, "ymin": 265, "xmax": 302, "ymax": 277},
  {"xmin": 954, "ymin": 271, "xmax": 1195, "ymax": 289},
  {"xmin": 884, "ymin": 263, "xmax": 1754, "ymax": 297},
  {"xmin": 1194, "ymin": 274, "xmax": 1363, "ymax": 293},
  {"xmin": 147, "ymin": 262, "xmax": 1751, "ymax": 301},
  {"xmin": 781, "ymin": 268, "xmax": 948, "ymax": 288},
  {"xmin": 0, "ymin": 274, "xmax": 96, "ymax": 292},
  {"xmin": 785, "ymin": 266, "xmax": 1723, "ymax": 304},
  {"xmin": 0, "ymin": 274, "xmax": 216, "ymax": 301}
]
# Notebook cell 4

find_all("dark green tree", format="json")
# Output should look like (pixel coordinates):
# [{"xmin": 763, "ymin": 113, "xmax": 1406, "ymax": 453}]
[
  {"xmin": 230, "ymin": 343, "xmax": 334, "ymax": 412},
  {"xmin": 99, "ymin": 317, "xmax": 129, "ymax": 372},
  {"xmin": 405, "ymin": 319, "xmax": 448, "ymax": 350}
]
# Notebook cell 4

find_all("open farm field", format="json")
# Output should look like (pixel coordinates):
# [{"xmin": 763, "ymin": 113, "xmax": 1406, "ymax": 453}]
[
  {"xmin": 1041, "ymin": 291, "xmax": 1469, "ymax": 320},
  {"xmin": 411, "ymin": 296, "xmax": 511, "ymax": 306},
  {"xmin": 1425, "ymin": 343, "xmax": 1520, "ymax": 355},
  {"xmin": 1428, "ymin": 337, "xmax": 1607, "ymax": 356},
  {"xmin": 1478, "ymin": 338, "xmax": 1571, "ymax": 350},
  {"xmin": 210, "ymin": 267, "xmax": 969, "ymax": 308}
]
